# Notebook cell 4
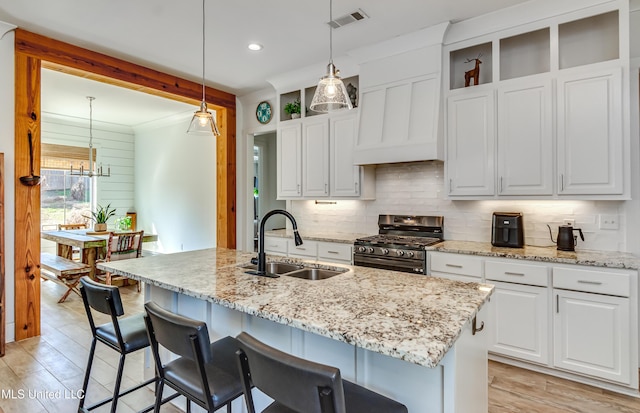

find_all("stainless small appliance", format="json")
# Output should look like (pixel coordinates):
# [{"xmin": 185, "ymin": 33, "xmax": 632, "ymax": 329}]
[
  {"xmin": 353, "ymin": 215, "xmax": 444, "ymax": 274},
  {"xmin": 547, "ymin": 224, "xmax": 584, "ymax": 251},
  {"xmin": 491, "ymin": 212, "xmax": 524, "ymax": 248}
]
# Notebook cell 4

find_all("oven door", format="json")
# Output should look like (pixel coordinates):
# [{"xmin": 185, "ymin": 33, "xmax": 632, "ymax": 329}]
[{"xmin": 353, "ymin": 254, "xmax": 425, "ymax": 274}]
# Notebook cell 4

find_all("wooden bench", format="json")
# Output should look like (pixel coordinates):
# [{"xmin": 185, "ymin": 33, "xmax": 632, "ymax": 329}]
[{"xmin": 40, "ymin": 252, "xmax": 91, "ymax": 303}]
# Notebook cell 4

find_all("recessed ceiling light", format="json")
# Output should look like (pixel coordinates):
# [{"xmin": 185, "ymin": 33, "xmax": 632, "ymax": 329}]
[{"xmin": 248, "ymin": 43, "xmax": 263, "ymax": 51}]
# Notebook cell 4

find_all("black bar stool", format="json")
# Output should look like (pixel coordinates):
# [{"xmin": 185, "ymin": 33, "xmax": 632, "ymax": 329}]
[
  {"xmin": 236, "ymin": 332, "xmax": 408, "ymax": 413},
  {"xmin": 143, "ymin": 301, "xmax": 244, "ymax": 412},
  {"xmin": 78, "ymin": 276, "xmax": 156, "ymax": 413}
]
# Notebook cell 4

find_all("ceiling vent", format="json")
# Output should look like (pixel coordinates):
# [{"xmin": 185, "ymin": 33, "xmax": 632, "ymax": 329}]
[{"xmin": 328, "ymin": 9, "xmax": 369, "ymax": 29}]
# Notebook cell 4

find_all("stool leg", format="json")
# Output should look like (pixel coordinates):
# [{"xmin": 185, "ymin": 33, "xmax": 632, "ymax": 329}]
[
  {"xmin": 110, "ymin": 353, "xmax": 126, "ymax": 413},
  {"xmin": 227, "ymin": 402, "xmax": 232, "ymax": 413},
  {"xmin": 78, "ymin": 338, "xmax": 97, "ymax": 409},
  {"xmin": 186, "ymin": 399, "xmax": 192, "ymax": 413},
  {"xmin": 154, "ymin": 379, "xmax": 165, "ymax": 413}
]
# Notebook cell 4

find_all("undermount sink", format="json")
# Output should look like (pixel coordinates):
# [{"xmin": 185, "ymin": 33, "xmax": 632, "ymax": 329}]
[
  {"xmin": 240, "ymin": 262, "xmax": 303, "ymax": 275},
  {"xmin": 239, "ymin": 262, "xmax": 347, "ymax": 280},
  {"xmin": 284, "ymin": 267, "xmax": 347, "ymax": 280}
]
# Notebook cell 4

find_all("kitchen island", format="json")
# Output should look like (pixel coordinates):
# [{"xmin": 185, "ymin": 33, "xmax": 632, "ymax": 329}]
[{"xmin": 98, "ymin": 248, "xmax": 493, "ymax": 413}]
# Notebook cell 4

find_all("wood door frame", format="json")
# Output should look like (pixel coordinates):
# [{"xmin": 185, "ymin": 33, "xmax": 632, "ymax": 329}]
[{"xmin": 14, "ymin": 29, "xmax": 236, "ymax": 340}]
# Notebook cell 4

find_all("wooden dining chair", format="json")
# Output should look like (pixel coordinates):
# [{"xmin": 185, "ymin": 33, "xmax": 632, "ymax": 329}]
[{"xmin": 97, "ymin": 230, "xmax": 144, "ymax": 291}]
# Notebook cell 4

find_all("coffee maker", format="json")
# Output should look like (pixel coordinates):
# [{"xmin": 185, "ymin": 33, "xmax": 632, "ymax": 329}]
[{"xmin": 491, "ymin": 212, "xmax": 524, "ymax": 248}]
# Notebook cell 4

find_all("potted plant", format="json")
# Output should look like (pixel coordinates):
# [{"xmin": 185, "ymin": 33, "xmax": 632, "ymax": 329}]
[
  {"xmin": 89, "ymin": 203, "xmax": 116, "ymax": 232},
  {"xmin": 284, "ymin": 98, "xmax": 301, "ymax": 119}
]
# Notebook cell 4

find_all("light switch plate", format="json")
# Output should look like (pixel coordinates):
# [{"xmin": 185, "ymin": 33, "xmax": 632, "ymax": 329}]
[{"xmin": 599, "ymin": 214, "xmax": 619, "ymax": 230}]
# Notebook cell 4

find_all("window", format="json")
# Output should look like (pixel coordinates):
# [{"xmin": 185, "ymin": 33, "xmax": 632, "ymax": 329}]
[{"xmin": 41, "ymin": 144, "xmax": 94, "ymax": 230}]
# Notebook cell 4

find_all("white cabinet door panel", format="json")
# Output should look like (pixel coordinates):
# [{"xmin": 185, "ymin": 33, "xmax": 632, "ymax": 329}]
[
  {"xmin": 302, "ymin": 119, "xmax": 329, "ymax": 197},
  {"xmin": 277, "ymin": 123, "xmax": 302, "ymax": 197},
  {"xmin": 489, "ymin": 282, "xmax": 549, "ymax": 365},
  {"xmin": 497, "ymin": 80, "xmax": 553, "ymax": 195},
  {"xmin": 557, "ymin": 67, "xmax": 623, "ymax": 195},
  {"xmin": 554, "ymin": 289, "xmax": 630, "ymax": 384},
  {"xmin": 330, "ymin": 114, "xmax": 361, "ymax": 197},
  {"xmin": 447, "ymin": 91, "xmax": 495, "ymax": 196}
]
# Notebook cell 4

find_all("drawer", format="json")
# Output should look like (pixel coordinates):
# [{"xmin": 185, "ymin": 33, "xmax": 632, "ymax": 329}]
[
  {"xmin": 485, "ymin": 260, "xmax": 549, "ymax": 287},
  {"xmin": 318, "ymin": 242, "xmax": 352, "ymax": 263},
  {"xmin": 263, "ymin": 236, "xmax": 287, "ymax": 254},
  {"xmin": 429, "ymin": 252, "xmax": 482, "ymax": 278},
  {"xmin": 553, "ymin": 266, "xmax": 632, "ymax": 297},
  {"xmin": 287, "ymin": 239, "xmax": 318, "ymax": 258}
]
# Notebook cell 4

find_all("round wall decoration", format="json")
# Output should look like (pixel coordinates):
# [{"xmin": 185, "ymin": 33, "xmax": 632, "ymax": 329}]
[{"xmin": 256, "ymin": 101, "xmax": 272, "ymax": 124}]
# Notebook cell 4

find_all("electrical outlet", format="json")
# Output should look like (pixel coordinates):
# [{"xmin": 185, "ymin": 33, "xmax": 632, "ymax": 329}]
[
  {"xmin": 563, "ymin": 218, "xmax": 575, "ymax": 227},
  {"xmin": 599, "ymin": 214, "xmax": 619, "ymax": 230}
]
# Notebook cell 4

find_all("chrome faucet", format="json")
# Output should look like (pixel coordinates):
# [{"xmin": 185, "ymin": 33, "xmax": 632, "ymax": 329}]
[{"xmin": 254, "ymin": 209, "xmax": 303, "ymax": 276}]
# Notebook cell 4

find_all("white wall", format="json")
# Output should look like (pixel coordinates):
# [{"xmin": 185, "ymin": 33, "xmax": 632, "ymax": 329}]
[
  {"xmin": 0, "ymin": 22, "xmax": 16, "ymax": 343},
  {"xmin": 134, "ymin": 115, "xmax": 216, "ymax": 253},
  {"xmin": 290, "ymin": 161, "xmax": 629, "ymax": 252},
  {"xmin": 41, "ymin": 114, "xmax": 136, "ymax": 218}
]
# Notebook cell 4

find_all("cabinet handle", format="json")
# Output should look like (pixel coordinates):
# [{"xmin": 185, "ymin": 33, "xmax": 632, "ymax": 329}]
[
  {"xmin": 297, "ymin": 184, "xmax": 301, "ymax": 194},
  {"xmin": 499, "ymin": 176, "xmax": 503, "ymax": 193},
  {"xmin": 296, "ymin": 247, "xmax": 306, "ymax": 251},
  {"xmin": 327, "ymin": 251, "xmax": 340, "ymax": 254},
  {"xmin": 560, "ymin": 174, "xmax": 564, "ymax": 191},
  {"xmin": 556, "ymin": 294, "xmax": 559, "ymax": 313},
  {"xmin": 504, "ymin": 271, "xmax": 525, "ymax": 276},
  {"xmin": 472, "ymin": 316, "xmax": 484, "ymax": 335},
  {"xmin": 577, "ymin": 280, "xmax": 603, "ymax": 285},
  {"xmin": 325, "ymin": 183, "xmax": 328, "ymax": 194},
  {"xmin": 449, "ymin": 179, "xmax": 453, "ymax": 193},
  {"xmin": 446, "ymin": 263, "xmax": 463, "ymax": 268}
]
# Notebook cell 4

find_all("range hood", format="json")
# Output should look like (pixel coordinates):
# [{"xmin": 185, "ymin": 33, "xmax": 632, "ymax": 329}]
[{"xmin": 349, "ymin": 23, "xmax": 448, "ymax": 165}]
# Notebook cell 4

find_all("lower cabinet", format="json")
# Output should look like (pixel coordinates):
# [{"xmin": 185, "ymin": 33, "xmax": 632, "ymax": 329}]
[
  {"xmin": 264, "ymin": 236, "xmax": 352, "ymax": 265},
  {"xmin": 488, "ymin": 282, "xmax": 549, "ymax": 365}
]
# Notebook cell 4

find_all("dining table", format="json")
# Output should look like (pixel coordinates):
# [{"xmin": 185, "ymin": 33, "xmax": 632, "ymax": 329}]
[{"xmin": 41, "ymin": 229, "xmax": 158, "ymax": 279}]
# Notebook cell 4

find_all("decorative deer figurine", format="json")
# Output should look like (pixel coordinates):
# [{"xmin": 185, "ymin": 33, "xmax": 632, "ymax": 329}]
[{"xmin": 464, "ymin": 54, "xmax": 483, "ymax": 87}]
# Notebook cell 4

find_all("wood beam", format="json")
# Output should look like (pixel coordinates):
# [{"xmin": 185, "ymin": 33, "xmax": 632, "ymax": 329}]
[
  {"xmin": 13, "ymin": 29, "xmax": 236, "ymax": 339},
  {"xmin": 14, "ymin": 53, "xmax": 41, "ymax": 340}
]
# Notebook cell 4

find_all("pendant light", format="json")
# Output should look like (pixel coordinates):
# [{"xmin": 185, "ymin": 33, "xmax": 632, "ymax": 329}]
[
  {"xmin": 187, "ymin": 0, "xmax": 220, "ymax": 135},
  {"xmin": 309, "ymin": 0, "xmax": 353, "ymax": 113},
  {"xmin": 70, "ymin": 96, "xmax": 110, "ymax": 178}
]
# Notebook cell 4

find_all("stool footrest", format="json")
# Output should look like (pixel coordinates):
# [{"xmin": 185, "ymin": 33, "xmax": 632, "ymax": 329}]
[{"xmin": 84, "ymin": 377, "xmax": 156, "ymax": 411}]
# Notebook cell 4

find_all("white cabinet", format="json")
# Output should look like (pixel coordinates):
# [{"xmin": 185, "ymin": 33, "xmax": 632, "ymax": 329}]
[
  {"xmin": 277, "ymin": 123, "xmax": 302, "ymax": 197},
  {"xmin": 428, "ymin": 252, "xmax": 483, "ymax": 282},
  {"xmin": 263, "ymin": 236, "xmax": 288, "ymax": 257},
  {"xmin": 557, "ymin": 67, "xmax": 624, "ymax": 195},
  {"xmin": 497, "ymin": 79, "xmax": 553, "ymax": 195},
  {"xmin": 265, "ymin": 236, "xmax": 352, "ymax": 264},
  {"xmin": 330, "ymin": 114, "xmax": 361, "ymax": 197},
  {"xmin": 552, "ymin": 265, "xmax": 633, "ymax": 385},
  {"xmin": 554, "ymin": 289, "xmax": 630, "ymax": 384},
  {"xmin": 446, "ymin": 90, "xmax": 495, "ymax": 196},
  {"xmin": 277, "ymin": 112, "xmax": 373, "ymax": 200},
  {"xmin": 287, "ymin": 239, "xmax": 318, "ymax": 259},
  {"xmin": 485, "ymin": 260, "xmax": 550, "ymax": 365},
  {"xmin": 318, "ymin": 242, "xmax": 352, "ymax": 264},
  {"xmin": 302, "ymin": 118, "xmax": 329, "ymax": 197}
]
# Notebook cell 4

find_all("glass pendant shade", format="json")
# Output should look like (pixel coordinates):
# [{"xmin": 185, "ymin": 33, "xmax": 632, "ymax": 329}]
[
  {"xmin": 310, "ymin": 62, "xmax": 352, "ymax": 113},
  {"xmin": 188, "ymin": 101, "xmax": 220, "ymax": 135},
  {"xmin": 187, "ymin": 0, "xmax": 220, "ymax": 136}
]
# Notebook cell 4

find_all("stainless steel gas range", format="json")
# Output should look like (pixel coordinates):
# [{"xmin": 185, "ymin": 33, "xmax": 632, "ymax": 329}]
[{"xmin": 353, "ymin": 215, "xmax": 444, "ymax": 274}]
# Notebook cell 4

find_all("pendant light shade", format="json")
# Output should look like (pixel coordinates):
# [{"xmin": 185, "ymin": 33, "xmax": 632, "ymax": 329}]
[
  {"xmin": 310, "ymin": 0, "xmax": 353, "ymax": 113},
  {"xmin": 187, "ymin": 0, "xmax": 220, "ymax": 135}
]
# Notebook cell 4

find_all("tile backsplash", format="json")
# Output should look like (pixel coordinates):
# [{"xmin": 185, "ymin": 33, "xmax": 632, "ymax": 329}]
[{"xmin": 290, "ymin": 161, "xmax": 626, "ymax": 251}]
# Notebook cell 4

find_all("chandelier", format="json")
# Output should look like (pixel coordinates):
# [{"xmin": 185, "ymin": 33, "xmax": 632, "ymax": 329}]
[{"xmin": 70, "ymin": 96, "xmax": 110, "ymax": 177}]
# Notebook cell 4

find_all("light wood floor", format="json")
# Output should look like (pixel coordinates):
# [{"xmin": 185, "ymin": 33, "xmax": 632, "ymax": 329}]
[{"xmin": 1, "ymin": 280, "xmax": 640, "ymax": 412}]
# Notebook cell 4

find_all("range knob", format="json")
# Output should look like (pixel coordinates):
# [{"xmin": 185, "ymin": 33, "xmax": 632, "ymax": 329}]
[
  {"xmin": 407, "ymin": 251, "xmax": 415, "ymax": 258},
  {"xmin": 381, "ymin": 248, "xmax": 389, "ymax": 255},
  {"xmin": 366, "ymin": 247, "xmax": 374, "ymax": 253},
  {"xmin": 396, "ymin": 250, "xmax": 405, "ymax": 256},
  {"xmin": 358, "ymin": 246, "xmax": 366, "ymax": 253}
]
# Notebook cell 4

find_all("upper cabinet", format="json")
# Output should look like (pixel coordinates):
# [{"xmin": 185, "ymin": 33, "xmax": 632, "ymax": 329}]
[
  {"xmin": 275, "ymin": 77, "xmax": 375, "ymax": 200},
  {"xmin": 444, "ymin": 3, "xmax": 630, "ymax": 200}
]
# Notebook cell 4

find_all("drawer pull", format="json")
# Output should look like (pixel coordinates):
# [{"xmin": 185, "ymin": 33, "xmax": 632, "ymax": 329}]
[
  {"xmin": 504, "ymin": 271, "xmax": 525, "ymax": 276},
  {"xmin": 268, "ymin": 244, "xmax": 279, "ymax": 248},
  {"xmin": 327, "ymin": 251, "xmax": 340, "ymax": 254},
  {"xmin": 445, "ymin": 264, "xmax": 463, "ymax": 268},
  {"xmin": 577, "ymin": 280, "xmax": 603, "ymax": 285},
  {"xmin": 296, "ymin": 247, "xmax": 306, "ymax": 251}
]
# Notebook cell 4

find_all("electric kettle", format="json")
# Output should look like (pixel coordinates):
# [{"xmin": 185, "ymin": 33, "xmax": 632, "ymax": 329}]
[{"xmin": 547, "ymin": 224, "xmax": 584, "ymax": 251}]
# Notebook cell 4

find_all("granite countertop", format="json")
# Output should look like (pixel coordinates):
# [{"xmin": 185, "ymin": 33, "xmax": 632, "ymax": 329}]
[
  {"xmin": 432, "ymin": 241, "xmax": 640, "ymax": 270},
  {"xmin": 98, "ymin": 247, "xmax": 493, "ymax": 369},
  {"xmin": 264, "ymin": 229, "xmax": 370, "ymax": 244}
]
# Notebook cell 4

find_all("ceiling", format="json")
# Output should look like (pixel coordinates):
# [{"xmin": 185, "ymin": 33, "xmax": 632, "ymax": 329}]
[{"xmin": 0, "ymin": 0, "xmax": 529, "ymax": 126}]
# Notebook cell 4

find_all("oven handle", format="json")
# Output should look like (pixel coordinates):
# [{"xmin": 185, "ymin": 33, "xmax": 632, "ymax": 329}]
[{"xmin": 353, "ymin": 255, "xmax": 425, "ymax": 274}]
